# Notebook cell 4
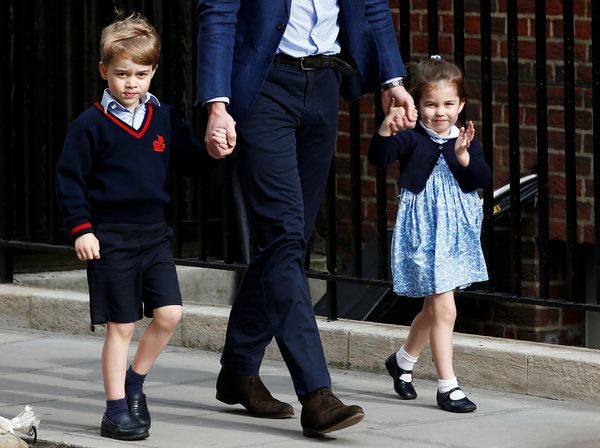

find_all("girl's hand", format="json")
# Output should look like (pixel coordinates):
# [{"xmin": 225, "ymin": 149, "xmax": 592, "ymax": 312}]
[
  {"xmin": 455, "ymin": 120, "xmax": 475, "ymax": 167},
  {"xmin": 378, "ymin": 98, "xmax": 418, "ymax": 137}
]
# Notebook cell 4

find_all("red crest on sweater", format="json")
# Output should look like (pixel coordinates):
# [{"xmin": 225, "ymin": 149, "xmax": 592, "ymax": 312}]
[{"xmin": 153, "ymin": 135, "xmax": 166, "ymax": 152}]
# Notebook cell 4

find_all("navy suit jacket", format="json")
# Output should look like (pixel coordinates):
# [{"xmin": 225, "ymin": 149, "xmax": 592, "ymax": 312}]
[{"xmin": 196, "ymin": 0, "xmax": 406, "ymax": 123}]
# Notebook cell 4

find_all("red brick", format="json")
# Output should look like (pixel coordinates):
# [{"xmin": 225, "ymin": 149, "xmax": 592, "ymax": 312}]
[
  {"xmin": 547, "ymin": 108, "xmax": 564, "ymax": 128},
  {"xmin": 550, "ymin": 18, "xmax": 563, "ymax": 38},
  {"xmin": 577, "ymin": 201, "xmax": 592, "ymax": 222},
  {"xmin": 441, "ymin": 14, "xmax": 454, "ymax": 33},
  {"xmin": 522, "ymin": 149, "xmax": 538, "ymax": 172},
  {"xmin": 582, "ymin": 224, "xmax": 595, "ymax": 244},
  {"xmin": 336, "ymin": 177, "xmax": 351, "ymax": 198},
  {"xmin": 549, "ymin": 198, "xmax": 566, "ymax": 219},
  {"xmin": 518, "ymin": 17, "xmax": 530, "ymax": 36},
  {"xmin": 547, "ymin": 0, "xmax": 565, "ymax": 15},
  {"xmin": 576, "ymin": 154, "xmax": 592, "ymax": 176},
  {"xmin": 518, "ymin": 84, "xmax": 537, "ymax": 104},
  {"xmin": 575, "ymin": 43, "xmax": 591, "ymax": 62},
  {"xmin": 574, "ymin": 19, "xmax": 592, "ymax": 40},
  {"xmin": 464, "ymin": 15, "xmax": 481, "ymax": 34},
  {"xmin": 546, "ymin": 41, "xmax": 564, "ymax": 60},
  {"xmin": 494, "ymin": 126, "xmax": 508, "ymax": 146},
  {"xmin": 547, "ymin": 129, "xmax": 565, "ymax": 147},
  {"xmin": 464, "ymin": 37, "xmax": 481, "ymax": 55},
  {"xmin": 438, "ymin": 36, "xmax": 454, "ymax": 54},
  {"xmin": 547, "ymin": 86, "xmax": 565, "ymax": 106},
  {"xmin": 549, "ymin": 220, "xmax": 567, "ymax": 240},
  {"xmin": 523, "ymin": 107, "xmax": 537, "ymax": 126},
  {"xmin": 519, "ymin": 127, "xmax": 537, "ymax": 147},
  {"xmin": 575, "ymin": 109, "xmax": 593, "ymax": 130},
  {"xmin": 491, "ymin": 16, "xmax": 506, "ymax": 34},
  {"xmin": 410, "ymin": 14, "xmax": 423, "ymax": 33}
]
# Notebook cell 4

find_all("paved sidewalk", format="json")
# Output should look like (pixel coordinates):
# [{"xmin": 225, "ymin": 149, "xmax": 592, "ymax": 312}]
[{"xmin": 1, "ymin": 328, "xmax": 600, "ymax": 448}]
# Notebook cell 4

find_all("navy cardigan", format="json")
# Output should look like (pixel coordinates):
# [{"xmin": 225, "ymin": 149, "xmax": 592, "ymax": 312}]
[{"xmin": 368, "ymin": 122, "xmax": 491, "ymax": 194}]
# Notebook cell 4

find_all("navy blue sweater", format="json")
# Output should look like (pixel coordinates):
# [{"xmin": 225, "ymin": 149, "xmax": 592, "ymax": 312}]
[
  {"xmin": 56, "ymin": 102, "xmax": 218, "ymax": 239},
  {"xmin": 368, "ymin": 122, "xmax": 491, "ymax": 194}
]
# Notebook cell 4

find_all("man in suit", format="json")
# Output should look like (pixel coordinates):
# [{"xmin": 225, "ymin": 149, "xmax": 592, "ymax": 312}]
[{"xmin": 196, "ymin": 0, "xmax": 417, "ymax": 437}]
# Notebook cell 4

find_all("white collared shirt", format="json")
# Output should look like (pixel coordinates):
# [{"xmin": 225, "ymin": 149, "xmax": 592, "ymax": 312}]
[
  {"xmin": 100, "ymin": 89, "xmax": 161, "ymax": 130},
  {"xmin": 419, "ymin": 120, "xmax": 460, "ymax": 144}
]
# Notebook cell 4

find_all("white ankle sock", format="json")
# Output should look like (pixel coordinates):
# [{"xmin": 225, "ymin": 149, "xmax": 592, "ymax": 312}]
[
  {"xmin": 396, "ymin": 346, "xmax": 418, "ymax": 381},
  {"xmin": 438, "ymin": 377, "xmax": 466, "ymax": 400}
]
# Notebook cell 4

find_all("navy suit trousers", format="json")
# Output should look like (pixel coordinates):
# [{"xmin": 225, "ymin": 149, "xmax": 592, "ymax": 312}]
[{"xmin": 221, "ymin": 61, "xmax": 341, "ymax": 397}]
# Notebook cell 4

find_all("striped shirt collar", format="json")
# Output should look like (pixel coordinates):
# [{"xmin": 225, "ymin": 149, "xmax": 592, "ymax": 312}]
[{"xmin": 100, "ymin": 89, "xmax": 160, "ymax": 113}]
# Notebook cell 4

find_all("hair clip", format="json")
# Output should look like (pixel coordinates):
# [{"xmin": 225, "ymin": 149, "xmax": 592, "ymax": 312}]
[{"xmin": 430, "ymin": 54, "xmax": 443, "ymax": 61}]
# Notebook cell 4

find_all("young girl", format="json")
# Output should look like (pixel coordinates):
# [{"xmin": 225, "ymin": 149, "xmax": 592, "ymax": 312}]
[{"xmin": 368, "ymin": 56, "xmax": 491, "ymax": 413}]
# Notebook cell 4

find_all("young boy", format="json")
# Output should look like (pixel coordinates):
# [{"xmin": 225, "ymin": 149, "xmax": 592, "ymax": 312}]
[{"xmin": 55, "ymin": 13, "xmax": 219, "ymax": 441}]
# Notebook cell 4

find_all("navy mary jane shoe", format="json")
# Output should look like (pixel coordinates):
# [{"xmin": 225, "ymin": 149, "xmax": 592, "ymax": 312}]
[
  {"xmin": 436, "ymin": 387, "xmax": 477, "ymax": 413},
  {"xmin": 385, "ymin": 353, "xmax": 417, "ymax": 400}
]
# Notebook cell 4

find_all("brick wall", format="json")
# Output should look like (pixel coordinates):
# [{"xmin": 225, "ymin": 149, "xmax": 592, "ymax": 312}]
[{"xmin": 331, "ymin": 0, "xmax": 592, "ymax": 344}]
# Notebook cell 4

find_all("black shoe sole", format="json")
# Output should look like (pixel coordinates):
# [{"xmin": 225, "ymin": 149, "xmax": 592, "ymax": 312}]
[
  {"xmin": 216, "ymin": 392, "xmax": 294, "ymax": 419},
  {"xmin": 100, "ymin": 428, "xmax": 149, "ymax": 441},
  {"xmin": 302, "ymin": 411, "xmax": 365, "ymax": 437},
  {"xmin": 437, "ymin": 403, "xmax": 477, "ymax": 413}
]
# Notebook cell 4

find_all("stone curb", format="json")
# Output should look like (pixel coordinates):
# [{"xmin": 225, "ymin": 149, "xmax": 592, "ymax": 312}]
[{"xmin": 1, "ymin": 283, "xmax": 599, "ymax": 405}]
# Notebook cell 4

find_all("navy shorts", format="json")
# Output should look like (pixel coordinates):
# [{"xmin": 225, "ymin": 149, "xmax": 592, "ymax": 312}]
[{"xmin": 86, "ymin": 222, "xmax": 182, "ymax": 325}]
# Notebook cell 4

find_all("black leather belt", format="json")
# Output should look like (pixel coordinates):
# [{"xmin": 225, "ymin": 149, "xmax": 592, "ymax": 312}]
[{"xmin": 274, "ymin": 53, "xmax": 356, "ymax": 76}]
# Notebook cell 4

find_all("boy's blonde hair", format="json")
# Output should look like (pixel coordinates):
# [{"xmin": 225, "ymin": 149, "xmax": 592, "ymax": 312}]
[{"xmin": 100, "ymin": 12, "xmax": 160, "ymax": 68}]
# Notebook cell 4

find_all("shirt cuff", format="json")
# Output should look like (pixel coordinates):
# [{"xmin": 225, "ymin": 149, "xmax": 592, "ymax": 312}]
[{"xmin": 203, "ymin": 97, "xmax": 230, "ymax": 105}]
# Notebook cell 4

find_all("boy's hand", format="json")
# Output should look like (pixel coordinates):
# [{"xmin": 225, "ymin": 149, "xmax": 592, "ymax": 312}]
[
  {"xmin": 455, "ymin": 120, "xmax": 475, "ymax": 167},
  {"xmin": 211, "ymin": 128, "xmax": 230, "ymax": 152},
  {"xmin": 378, "ymin": 97, "xmax": 417, "ymax": 137},
  {"xmin": 74, "ymin": 233, "xmax": 100, "ymax": 261}
]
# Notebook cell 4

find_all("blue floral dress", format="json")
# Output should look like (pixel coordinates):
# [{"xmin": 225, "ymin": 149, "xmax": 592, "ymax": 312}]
[{"xmin": 391, "ymin": 137, "xmax": 488, "ymax": 298}]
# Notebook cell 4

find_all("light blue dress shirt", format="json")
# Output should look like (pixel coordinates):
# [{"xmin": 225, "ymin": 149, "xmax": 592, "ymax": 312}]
[
  {"xmin": 206, "ymin": 0, "xmax": 399, "ymax": 104},
  {"xmin": 278, "ymin": 0, "xmax": 341, "ymax": 57},
  {"xmin": 100, "ymin": 89, "xmax": 160, "ymax": 130}
]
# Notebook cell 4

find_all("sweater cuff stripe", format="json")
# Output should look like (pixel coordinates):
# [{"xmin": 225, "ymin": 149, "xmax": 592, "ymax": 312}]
[{"xmin": 70, "ymin": 223, "xmax": 92, "ymax": 236}]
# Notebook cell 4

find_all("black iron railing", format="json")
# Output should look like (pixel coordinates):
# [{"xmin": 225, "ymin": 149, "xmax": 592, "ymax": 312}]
[{"xmin": 1, "ymin": 1, "xmax": 600, "ymax": 320}]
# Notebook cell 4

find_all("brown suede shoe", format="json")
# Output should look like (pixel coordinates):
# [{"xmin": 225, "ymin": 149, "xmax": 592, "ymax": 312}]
[
  {"xmin": 215, "ymin": 369, "xmax": 294, "ymax": 418},
  {"xmin": 300, "ymin": 388, "xmax": 365, "ymax": 437}
]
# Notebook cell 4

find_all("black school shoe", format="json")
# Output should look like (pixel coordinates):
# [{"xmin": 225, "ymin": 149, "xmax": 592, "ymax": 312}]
[
  {"xmin": 100, "ymin": 412, "xmax": 149, "ymax": 440},
  {"xmin": 436, "ymin": 387, "xmax": 477, "ymax": 413},
  {"xmin": 128, "ymin": 392, "xmax": 151, "ymax": 429},
  {"xmin": 385, "ymin": 353, "xmax": 417, "ymax": 400}
]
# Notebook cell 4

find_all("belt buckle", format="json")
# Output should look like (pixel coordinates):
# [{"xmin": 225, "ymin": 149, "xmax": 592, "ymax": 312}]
[{"xmin": 299, "ymin": 56, "xmax": 317, "ymax": 71}]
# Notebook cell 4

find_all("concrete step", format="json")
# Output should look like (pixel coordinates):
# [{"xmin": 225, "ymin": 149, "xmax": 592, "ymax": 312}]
[
  {"xmin": 1, "ymin": 282, "xmax": 599, "ymax": 406},
  {"xmin": 14, "ymin": 267, "xmax": 327, "ymax": 307},
  {"xmin": 14, "ymin": 267, "xmax": 237, "ymax": 306}
]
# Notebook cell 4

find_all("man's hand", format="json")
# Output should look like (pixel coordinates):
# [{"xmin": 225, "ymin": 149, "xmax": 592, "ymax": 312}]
[
  {"xmin": 381, "ymin": 85, "xmax": 417, "ymax": 129},
  {"xmin": 74, "ymin": 233, "xmax": 100, "ymax": 261},
  {"xmin": 379, "ymin": 98, "xmax": 413, "ymax": 137},
  {"xmin": 205, "ymin": 102, "xmax": 236, "ymax": 159}
]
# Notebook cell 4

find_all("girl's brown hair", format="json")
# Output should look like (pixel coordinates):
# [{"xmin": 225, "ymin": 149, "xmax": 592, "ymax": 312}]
[
  {"xmin": 100, "ymin": 12, "xmax": 160, "ymax": 68},
  {"xmin": 407, "ymin": 57, "xmax": 468, "ymax": 106}
]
